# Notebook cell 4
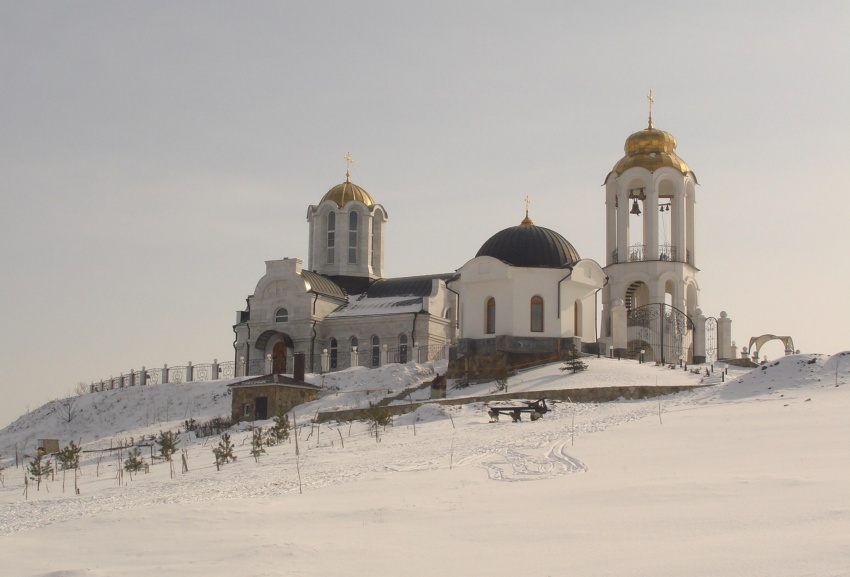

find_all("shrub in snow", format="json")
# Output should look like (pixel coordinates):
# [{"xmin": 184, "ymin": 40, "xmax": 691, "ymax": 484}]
[
  {"xmin": 366, "ymin": 402, "xmax": 392, "ymax": 428},
  {"xmin": 493, "ymin": 357, "xmax": 510, "ymax": 392},
  {"xmin": 193, "ymin": 416, "xmax": 233, "ymax": 438}
]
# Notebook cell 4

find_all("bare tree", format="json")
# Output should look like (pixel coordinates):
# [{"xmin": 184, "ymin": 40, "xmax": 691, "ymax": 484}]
[
  {"xmin": 74, "ymin": 381, "xmax": 89, "ymax": 396},
  {"xmin": 57, "ymin": 395, "xmax": 78, "ymax": 424}
]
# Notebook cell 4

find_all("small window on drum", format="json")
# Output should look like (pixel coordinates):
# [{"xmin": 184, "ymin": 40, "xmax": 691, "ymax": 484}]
[
  {"xmin": 275, "ymin": 308, "xmax": 288, "ymax": 323},
  {"xmin": 486, "ymin": 297, "xmax": 496, "ymax": 334}
]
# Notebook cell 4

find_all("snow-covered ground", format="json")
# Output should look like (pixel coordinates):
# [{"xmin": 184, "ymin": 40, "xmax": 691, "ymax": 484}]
[{"xmin": 1, "ymin": 353, "xmax": 848, "ymax": 576}]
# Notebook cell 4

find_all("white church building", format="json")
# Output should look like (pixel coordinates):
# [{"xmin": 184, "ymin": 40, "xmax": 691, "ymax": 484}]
[{"xmin": 233, "ymin": 115, "xmax": 732, "ymax": 377}]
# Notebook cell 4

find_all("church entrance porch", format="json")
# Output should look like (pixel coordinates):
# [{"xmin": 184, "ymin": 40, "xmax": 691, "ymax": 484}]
[
  {"xmin": 627, "ymin": 304, "xmax": 694, "ymax": 364},
  {"xmin": 253, "ymin": 330, "xmax": 295, "ymax": 376}
]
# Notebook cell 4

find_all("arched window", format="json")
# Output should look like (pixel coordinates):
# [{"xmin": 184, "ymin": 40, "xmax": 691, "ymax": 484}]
[
  {"xmin": 530, "ymin": 296, "xmax": 544, "ymax": 332},
  {"xmin": 350, "ymin": 336, "xmax": 358, "ymax": 351},
  {"xmin": 399, "ymin": 334, "xmax": 408, "ymax": 363},
  {"xmin": 274, "ymin": 308, "xmax": 288, "ymax": 323},
  {"xmin": 329, "ymin": 338, "xmax": 338, "ymax": 370},
  {"xmin": 371, "ymin": 335, "xmax": 380, "ymax": 367},
  {"xmin": 486, "ymin": 297, "xmax": 496, "ymax": 334},
  {"xmin": 348, "ymin": 212, "xmax": 358, "ymax": 264},
  {"xmin": 326, "ymin": 212, "xmax": 336, "ymax": 264}
]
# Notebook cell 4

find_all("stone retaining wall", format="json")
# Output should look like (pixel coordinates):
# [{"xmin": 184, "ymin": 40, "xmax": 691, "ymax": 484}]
[{"xmin": 313, "ymin": 384, "xmax": 706, "ymax": 423}]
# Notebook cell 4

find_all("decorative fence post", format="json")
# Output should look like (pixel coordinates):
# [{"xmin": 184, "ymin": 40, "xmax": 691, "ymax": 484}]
[
  {"xmin": 717, "ymin": 311, "xmax": 732, "ymax": 360},
  {"xmin": 163, "ymin": 364, "xmax": 169, "ymax": 384},
  {"xmin": 212, "ymin": 359, "xmax": 219, "ymax": 379},
  {"xmin": 140, "ymin": 366, "xmax": 147, "ymax": 386},
  {"xmin": 412, "ymin": 342, "xmax": 420, "ymax": 364},
  {"xmin": 187, "ymin": 361, "xmax": 194, "ymax": 382},
  {"xmin": 239, "ymin": 356, "xmax": 246, "ymax": 377},
  {"xmin": 382, "ymin": 344, "xmax": 388, "ymax": 366},
  {"xmin": 321, "ymin": 349, "xmax": 329, "ymax": 373},
  {"xmin": 265, "ymin": 354, "xmax": 273, "ymax": 374},
  {"xmin": 351, "ymin": 346, "xmax": 359, "ymax": 368}
]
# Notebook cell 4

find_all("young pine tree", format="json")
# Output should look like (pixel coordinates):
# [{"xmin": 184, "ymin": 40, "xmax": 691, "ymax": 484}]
[
  {"xmin": 124, "ymin": 448, "xmax": 146, "ymax": 474},
  {"xmin": 156, "ymin": 430, "xmax": 179, "ymax": 461},
  {"xmin": 250, "ymin": 428, "xmax": 266, "ymax": 462},
  {"xmin": 265, "ymin": 412, "xmax": 291, "ymax": 446},
  {"xmin": 56, "ymin": 441, "xmax": 82, "ymax": 493},
  {"xmin": 57, "ymin": 441, "xmax": 81, "ymax": 471},
  {"xmin": 212, "ymin": 433, "xmax": 236, "ymax": 470},
  {"xmin": 28, "ymin": 453, "xmax": 53, "ymax": 491},
  {"xmin": 560, "ymin": 349, "xmax": 589, "ymax": 374}
]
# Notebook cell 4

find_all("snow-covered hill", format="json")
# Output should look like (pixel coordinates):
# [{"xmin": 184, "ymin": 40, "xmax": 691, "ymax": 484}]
[{"xmin": 1, "ymin": 353, "xmax": 849, "ymax": 577}]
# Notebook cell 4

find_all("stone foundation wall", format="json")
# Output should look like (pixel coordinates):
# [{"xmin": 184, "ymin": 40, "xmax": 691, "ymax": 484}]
[{"xmin": 314, "ymin": 384, "xmax": 705, "ymax": 423}]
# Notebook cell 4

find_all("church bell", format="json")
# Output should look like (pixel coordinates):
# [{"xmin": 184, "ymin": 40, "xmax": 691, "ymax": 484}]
[{"xmin": 630, "ymin": 199, "xmax": 642, "ymax": 216}]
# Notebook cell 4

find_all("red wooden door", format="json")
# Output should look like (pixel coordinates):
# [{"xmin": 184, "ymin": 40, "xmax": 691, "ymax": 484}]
[{"xmin": 273, "ymin": 342, "xmax": 287, "ymax": 374}]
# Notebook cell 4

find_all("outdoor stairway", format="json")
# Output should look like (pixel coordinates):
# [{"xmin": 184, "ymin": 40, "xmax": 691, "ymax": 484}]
[{"xmin": 376, "ymin": 379, "xmax": 434, "ymax": 406}]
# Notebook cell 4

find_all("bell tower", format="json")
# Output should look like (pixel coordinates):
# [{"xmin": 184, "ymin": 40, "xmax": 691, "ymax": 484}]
[
  {"xmin": 306, "ymin": 152, "xmax": 387, "ymax": 294},
  {"xmin": 600, "ymin": 94, "xmax": 701, "ymax": 362}
]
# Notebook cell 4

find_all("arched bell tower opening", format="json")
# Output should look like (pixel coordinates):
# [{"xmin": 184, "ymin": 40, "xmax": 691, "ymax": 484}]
[{"xmin": 601, "ymin": 96, "xmax": 702, "ymax": 361}]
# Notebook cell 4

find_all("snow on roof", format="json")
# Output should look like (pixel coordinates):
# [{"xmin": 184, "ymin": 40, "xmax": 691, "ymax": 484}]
[{"xmin": 327, "ymin": 294, "xmax": 424, "ymax": 318}]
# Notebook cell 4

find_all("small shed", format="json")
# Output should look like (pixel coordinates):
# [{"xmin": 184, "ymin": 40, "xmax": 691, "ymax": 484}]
[
  {"xmin": 229, "ymin": 374, "xmax": 321, "ymax": 423},
  {"xmin": 37, "ymin": 439, "xmax": 60, "ymax": 455}
]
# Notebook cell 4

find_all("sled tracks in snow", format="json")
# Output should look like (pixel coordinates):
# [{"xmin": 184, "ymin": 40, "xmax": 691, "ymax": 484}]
[{"xmin": 482, "ymin": 439, "xmax": 587, "ymax": 482}]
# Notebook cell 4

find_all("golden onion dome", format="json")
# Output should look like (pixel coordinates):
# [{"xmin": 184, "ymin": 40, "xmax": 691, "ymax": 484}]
[
  {"xmin": 611, "ymin": 126, "xmax": 692, "ymax": 177},
  {"xmin": 319, "ymin": 180, "xmax": 375, "ymax": 208}
]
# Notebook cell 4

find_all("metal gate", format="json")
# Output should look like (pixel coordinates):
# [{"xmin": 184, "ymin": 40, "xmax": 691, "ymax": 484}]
[
  {"xmin": 705, "ymin": 316, "xmax": 718, "ymax": 364},
  {"xmin": 627, "ymin": 304, "xmax": 694, "ymax": 364}
]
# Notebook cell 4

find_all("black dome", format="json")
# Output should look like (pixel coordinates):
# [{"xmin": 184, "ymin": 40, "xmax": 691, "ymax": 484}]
[{"xmin": 476, "ymin": 223, "xmax": 580, "ymax": 268}]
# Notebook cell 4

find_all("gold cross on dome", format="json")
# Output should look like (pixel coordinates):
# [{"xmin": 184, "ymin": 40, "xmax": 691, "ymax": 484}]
[
  {"xmin": 344, "ymin": 150, "xmax": 354, "ymax": 182},
  {"xmin": 647, "ymin": 89, "xmax": 655, "ymax": 129},
  {"xmin": 521, "ymin": 195, "xmax": 534, "ymax": 225}
]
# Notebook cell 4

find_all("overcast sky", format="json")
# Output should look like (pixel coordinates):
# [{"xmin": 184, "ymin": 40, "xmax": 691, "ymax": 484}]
[{"xmin": 1, "ymin": 1, "xmax": 848, "ymax": 426}]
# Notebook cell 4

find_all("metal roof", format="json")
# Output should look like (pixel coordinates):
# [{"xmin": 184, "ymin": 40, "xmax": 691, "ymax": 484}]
[
  {"xmin": 300, "ymin": 270, "xmax": 347, "ymax": 299},
  {"xmin": 365, "ymin": 273, "xmax": 454, "ymax": 298}
]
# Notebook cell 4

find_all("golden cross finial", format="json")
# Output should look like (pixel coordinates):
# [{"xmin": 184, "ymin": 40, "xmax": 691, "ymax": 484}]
[
  {"xmin": 522, "ymin": 195, "xmax": 534, "ymax": 225},
  {"xmin": 647, "ymin": 89, "xmax": 655, "ymax": 129},
  {"xmin": 344, "ymin": 150, "xmax": 354, "ymax": 182}
]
